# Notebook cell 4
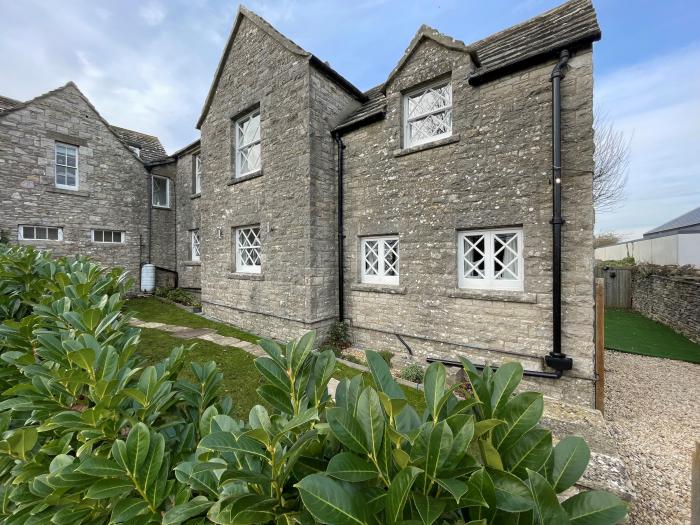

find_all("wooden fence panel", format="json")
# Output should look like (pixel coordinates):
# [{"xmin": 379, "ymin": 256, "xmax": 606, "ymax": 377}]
[{"xmin": 594, "ymin": 266, "xmax": 633, "ymax": 308}]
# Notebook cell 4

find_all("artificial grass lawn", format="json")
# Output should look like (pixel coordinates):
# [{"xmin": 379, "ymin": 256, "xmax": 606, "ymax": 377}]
[
  {"xmin": 605, "ymin": 308, "xmax": 700, "ymax": 364},
  {"xmin": 128, "ymin": 298, "xmax": 427, "ymax": 416}
]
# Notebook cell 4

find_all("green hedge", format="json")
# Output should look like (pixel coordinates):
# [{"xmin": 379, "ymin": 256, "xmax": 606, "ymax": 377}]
[{"xmin": 0, "ymin": 246, "xmax": 627, "ymax": 524}]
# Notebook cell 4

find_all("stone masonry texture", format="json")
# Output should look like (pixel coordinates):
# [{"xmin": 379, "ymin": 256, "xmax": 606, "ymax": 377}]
[
  {"xmin": 175, "ymin": 146, "xmax": 202, "ymax": 290},
  {"xmin": 0, "ymin": 84, "xmax": 151, "ymax": 286},
  {"xmin": 632, "ymin": 274, "xmax": 700, "ymax": 344},
  {"xmin": 340, "ymin": 41, "xmax": 596, "ymax": 405}
]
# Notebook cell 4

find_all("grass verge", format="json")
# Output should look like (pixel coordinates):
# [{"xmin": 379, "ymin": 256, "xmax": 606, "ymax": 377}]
[{"xmin": 605, "ymin": 308, "xmax": 700, "ymax": 364}]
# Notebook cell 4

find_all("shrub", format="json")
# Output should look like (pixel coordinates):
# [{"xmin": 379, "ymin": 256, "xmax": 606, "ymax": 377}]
[
  {"xmin": 322, "ymin": 319, "xmax": 351, "ymax": 356},
  {"xmin": 155, "ymin": 286, "xmax": 202, "ymax": 308},
  {"xmin": 378, "ymin": 349, "xmax": 394, "ymax": 366},
  {"xmin": 399, "ymin": 362, "xmax": 425, "ymax": 383}
]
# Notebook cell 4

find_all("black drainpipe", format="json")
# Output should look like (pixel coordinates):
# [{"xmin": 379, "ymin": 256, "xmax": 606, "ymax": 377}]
[
  {"xmin": 147, "ymin": 169, "xmax": 152, "ymax": 264},
  {"xmin": 545, "ymin": 49, "xmax": 573, "ymax": 374},
  {"xmin": 333, "ymin": 132, "xmax": 346, "ymax": 322}
]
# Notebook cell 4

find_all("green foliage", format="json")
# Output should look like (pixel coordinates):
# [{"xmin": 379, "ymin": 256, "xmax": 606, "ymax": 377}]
[
  {"xmin": 0, "ymin": 246, "xmax": 231, "ymax": 523},
  {"xmin": 378, "ymin": 350, "xmax": 394, "ymax": 366},
  {"xmin": 155, "ymin": 287, "xmax": 202, "ymax": 309},
  {"xmin": 598, "ymin": 257, "xmax": 635, "ymax": 268},
  {"xmin": 0, "ymin": 247, "xmax": 627, "ymax": 524},
  {"xmin": 323, "ymin": 320, "xmax": 351, "ymax": 356},
  {"xmin": 399, "ymin": 362, "xmax": 425, "ymax": 383}
]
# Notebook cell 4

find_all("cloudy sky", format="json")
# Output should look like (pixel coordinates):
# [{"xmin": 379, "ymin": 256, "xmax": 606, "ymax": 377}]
[{"xmin": 1, "ymin": 0, "xmax": 698, "ymax": 238}]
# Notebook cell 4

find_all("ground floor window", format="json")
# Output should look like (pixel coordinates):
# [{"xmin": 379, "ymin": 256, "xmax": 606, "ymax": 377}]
[
  {"xmin": 235, "ymin": 226, "xmax": 261, "ymax": 273},
  {"xmin": 191, "ymin": 229, "xmax": 201, "ymax": 262},
  {"xmin": 458, "ymin": 228, "xmax": 523, "ymax": 291},
  {"xmin": 18, "ymin": 225, "xmax": 63, "ymax": 241},
  {"xmin": 92, "ymin": 229, "xmax": 124, "ymax": 243},
  {"xmin": 361, "ymin": 236, "xmax": 399, "ymax": 285}
]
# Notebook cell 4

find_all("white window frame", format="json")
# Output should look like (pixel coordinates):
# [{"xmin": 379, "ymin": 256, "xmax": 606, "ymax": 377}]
[
  {"xmin": 193, "ymin": 154, "xmax": 202, "ymax": 195},
  {"xmin": 235, "ymin": 226, "xmax": 261, "ymax": 274},
  {"xmin": 235, "ymin": 109, "xmax": 261, "ymax": 178},
  {"xmin": 152, "ymin": 175, "xmax": 170, "ymax": 208},
  {"xmin": 92, "ymin": 229, "xmax": 125, "ymax": 244},
  {"xmin": 54, "ymin": 142, "xmax": 79, "ymax": 190},
  {"xmin": 360, "ymin": 236, "xmax": 400, "ymax": 285},
  {"xmin": 128, "ymin": 145, "xmax": 141, "ymax": 158},
  {"xmin": 18, "ymin": 225, "xmax": 63, "ymax": 241},
  {"xmin": 458, "ymin": 229, "xmax": 524, "ymax": 291},
  {"xmin": 191, "ymin": 229, "xmax": 201, "ymax": 262},
  {"xmin": 403, "ymin": 80, "xmax": 452, "ymax": 148}
]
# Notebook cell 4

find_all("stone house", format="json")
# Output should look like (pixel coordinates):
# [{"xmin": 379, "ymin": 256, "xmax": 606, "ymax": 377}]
[
  {"xmin": 0, "ymin": 82, "xmax": 176, "ymax": 286},
  {"xmin": 0, "ymin": 0, "xmax": 601, "ymax": 405}
]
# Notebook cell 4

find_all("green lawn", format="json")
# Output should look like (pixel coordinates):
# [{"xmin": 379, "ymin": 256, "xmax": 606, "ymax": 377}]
[
  {"xmin": 126, "ymin": 298, "xmax": 427, "ymax": 416},
  {"xmin": 605, "ymin": 308, "xmax": 700, "ymax": 364}
]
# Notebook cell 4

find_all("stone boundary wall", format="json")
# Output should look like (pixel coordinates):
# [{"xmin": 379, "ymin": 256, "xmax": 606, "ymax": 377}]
[{"xmin": 632, "ymin": 274, "xmax": 700, "ymax": 344}]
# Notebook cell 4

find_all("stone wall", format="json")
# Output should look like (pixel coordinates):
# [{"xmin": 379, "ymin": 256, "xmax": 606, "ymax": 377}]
[
  {"xmin": 149, "ymin": 162, "xmax": 177, "ymax": 277},
  {"xmin": 175, "ymin": 146, "xmax": 201, "ymax": 289},
  {"xmin": 633, "ymin": 274, "xmax": 700, "ymax": 344},
  {"xmin": 0, "ymin": 84, "xmax": 150, "ymax": 286},
  {"xmin": 340, "ymin": 41, "xmax": 596, "ymax": 405}
]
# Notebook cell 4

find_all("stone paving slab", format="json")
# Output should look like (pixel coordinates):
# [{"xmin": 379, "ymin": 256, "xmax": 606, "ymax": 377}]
[{"xmin": 171, "ymin": 328, "xmax": 216, "ymax": 339}]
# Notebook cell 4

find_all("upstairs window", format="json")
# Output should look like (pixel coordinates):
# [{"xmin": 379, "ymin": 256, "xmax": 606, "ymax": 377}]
[
  {"xmin": 235, "ymin": 109, "xmax": 261, "ymax": 178},
  {"xmin": 193, "ymin": 154, "xmax": 202, "ymax": 194},
  {"xmin": 152, "ymin": 175, "xmax": 170, "ymax": 208},
  {"xmin": 458, "ymin": 229, "xmax": 523, "ymax": 291},
  {"xmin": 18, "ymin": 225, "xmax": 63, "ymax": 241},
  {"xmin": 55, "ymin": 143, "xmax": 78, "ymax": 189},
  {"xmin": 235, "ymin": 226, "xmax": 261, "ymax": 273},
  {"xmin": 128, "ymin": 145, "xmax": 141, "ymax": 158},
  {"xmin": 403, "ymin": 81, "xmax": 452, "ymax": 148},
  {"xmin": 92, "ymin": 230, "xmax": 124, "ymax": 243},
  {"xmin": 191, "ymin": 229, "xmax": 201, "ymax": 262},
  {"xmin": 361, "ymin": 236, "xmax": 399, "ymax": 285}
]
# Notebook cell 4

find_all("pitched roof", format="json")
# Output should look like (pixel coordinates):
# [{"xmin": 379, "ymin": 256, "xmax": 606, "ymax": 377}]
[
  {"xmin": 196, "ymin": 5, "xmax": 365, "ymax": 129},
  {"xmin": 336, "ymin": 0, "xmax": 600, "ymax": 131},
  {"xmin": 171, "ymin": 138, "xmax": 201, "ymax": 158},
  {"xmin": 109, "ymin": 125, "xmax": 168, "ymax": 163},
  {"xmin": 0, "ymin": 82, "xmax": 168, "ymax": 163},
  {"xmin": 644, "ymin": 205, "xmax": 700, "ymax": 236},
  {"xmin": 0, "ymin": 95, "xmax": 22, "ymax": 111}
]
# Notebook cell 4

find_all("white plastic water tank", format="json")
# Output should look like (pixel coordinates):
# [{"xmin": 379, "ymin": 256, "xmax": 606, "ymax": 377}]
[{"xmin": 141, "ymin": 264, "xmax": 155, "ymax": 293}]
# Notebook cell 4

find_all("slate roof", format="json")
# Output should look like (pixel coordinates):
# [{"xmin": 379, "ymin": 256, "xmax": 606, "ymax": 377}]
[
  {"xmin": 644, "ymin": 205, "xmax": 700, "ymax": 237},
  {"xmin": 109, "ymin": 125, "xmax": 168, "ymax": 163},
  {"xmin": 0, "ymin": 95, "xmax": 22, "ymax": 111},
  {"xmin": 336, "ymin": 0, "xmax": 600, "ymax": 132},
  {"xmin": 1, "ymin": 83, "xmax": 168, "ymax": 163}
]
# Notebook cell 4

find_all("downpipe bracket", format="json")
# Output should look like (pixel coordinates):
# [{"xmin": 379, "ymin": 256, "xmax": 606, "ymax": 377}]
[{"xmin": 545, "ymin": 353, "xmax": 573, "ymax": 372}]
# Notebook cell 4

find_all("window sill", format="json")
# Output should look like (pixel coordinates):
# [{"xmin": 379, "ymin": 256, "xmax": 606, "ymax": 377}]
[
  {"xmin": 350, "ymin": 283, "xmax": 407, "ymax": 295},
  {"xmin": 393, "ymin": 134, "xmax": 460, "ymax": 158},
  {"xmin": 446, "ymin": 288, "xmax": 536, "ymax": 304},
  {"xmin": 152, "ymin": 205, "xmax": 172, "ymax": 210},
  {"xmin": 227, "ymin": 170, "xmax": 263, "ymax": 185},
  {"xmin": 190, "ymin": 193, "xmax": 201, "ymax": 199},
  {"xmin": 47, "ymin": 187, "xmax": 89, "ymax": 198},
  {"xmin": 183, "ymin": 261, "xmax": 201, "ymax": 267},
  {"xmin": 226, "ymin": 272, "xmax": 264, "ymax": 281}
]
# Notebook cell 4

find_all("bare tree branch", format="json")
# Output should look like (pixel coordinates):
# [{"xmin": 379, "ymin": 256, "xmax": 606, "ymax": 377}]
[{"xmin": 593, "ymin": 110, "xmax": 631, "ymax": 212}]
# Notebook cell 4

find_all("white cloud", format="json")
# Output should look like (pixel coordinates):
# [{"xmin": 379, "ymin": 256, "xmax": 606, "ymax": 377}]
[
  {"xmin": 594, "ymin": 45, "xmax": 700, "ymax": 235},
  {"xmin": 139, "ymin": 0, "xmax": 167, "ymax": 26}
]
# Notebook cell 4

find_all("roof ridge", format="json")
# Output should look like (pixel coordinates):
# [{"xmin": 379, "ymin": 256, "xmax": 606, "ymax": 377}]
[
  {"xmin": 109, "ymin": 124, "xmax": 160, "ymax": 140},
  {"xmin": 0, "ymin": 81, "xmax": 75, "ymax": 116}
]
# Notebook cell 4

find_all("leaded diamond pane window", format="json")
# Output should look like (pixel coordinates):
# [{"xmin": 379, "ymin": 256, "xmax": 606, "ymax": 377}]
[
  {"xmin": 236, "ymin": 226, "xmax": 261, "ymax": 273},
  {"xmin": 191, "ymin": 229, "xmax": 201, "ymax": 262},
  {"xmin": 55, "ymin": 143, "xmax": 78, "ymax": 189},
  {"xmin": 193, "ymin": 154, "xmax": 202, "ymax": 195},
  {"xmin": 404, "ymin": 81, "xmax": 452, "ymax": 148},
  {"xmin": 458, "ymin": 229, "xmax": 523, "ymax": 291},
  {"xmin": 235, "ymin": 109, "xmax": 261, "ymax": 178},
  {"xmin": 361, "ymin": 236, "xmax": 400, "ymax": 285},
  {"xmin": 152, "ymin": 175, "xmax": 170, "ymax": 207}
]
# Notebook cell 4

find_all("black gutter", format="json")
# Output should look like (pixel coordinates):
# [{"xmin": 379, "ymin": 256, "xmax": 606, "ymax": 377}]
[
  {"xmin": 544, "ymin": 49, "xmax": 573, "ymax": 374},
  {"xmin": 333, "ymin": 132, "xmax": 346, "ymax": 322},
  {"xmin": 426, "ymin": 356, "xmax": 562, "ymax": 379}
]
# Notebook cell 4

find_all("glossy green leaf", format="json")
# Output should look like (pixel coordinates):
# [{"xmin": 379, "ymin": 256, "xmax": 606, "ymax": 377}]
[
  {"xmin": 526, "ymin": 469, "xmax": 570, "ymax": 524},
  {"xmin": 552, "ymin": 436, "xmax": 590, "ymax": 493},
  {"xmin": 493, "ymin": 392, "xmax": 544, "ymax": 451},
  {"xmin": 489, "ymin": 468, "xmax": 534, "ymax": 512},
  {"xmin": 111, "ymin": 497, "xmax": 150, "ymax": 523},
  {"xmin": 491, "ymin": 362, "xmax": 523, "ymax": 414},
  {"xmin": 295, "ymin": 474, "xmax": 369, "ymax": 525},
  {"xmin": 254, "ymin": 356, "xmax": 291, "ymax": 392},
  {"xmin": 125, "ymin": 422, "xmax": 150, "ymax": 474},
  {"xmin": 501, "ymin": 427, "xmax": 552, "ymax": 478},
  {"xmin": 327, "ymin": 407, "xmax": 368, "ymax": 454},
  {"xmin": 198, "ymin": 431, "xmax": 267, "ymax": 459},
  {"xmin": 423, "ymin": 420, "xmax": 453, "ymax": 489},
  {"xmin": 474, "ymin": 419, "xmax": 504, "ymax": 439},
  {"xmin": 366, "ymin": 350, "xmax": 405, "ymax": 399},
  {"xmin": 356, "ymin": 387, "xmax": 384, "ymax": 459},
  {"xmin": 327, "ymin": 452, "xmax": 378, "ymax": 482},
  {"xmin": 76, "ymin": 457, "xmax": 125, "ymax": 477},
  {"xmin": 208, "ymin": 494, "xmax": 276, "ymax": 524},
  {"xmin": 385, "ymin": 466, "xmax": 422, "ymax": 525},
  {"xmin": 562, "ymin": 490, "xmax": 627, "ymax": 525},
  {"xmin": 163, "ymin": 496, "xmax": 214, "ymax": 525},
  {"xmin": 423, "ymin": 362, "xmax": 446, "ymax": 421},
  {"xmin": 6, "ymin": 427, "xmax": 37, "ymax": 460},
  {"xmin": 412, "ymin": 493, "xmax": 445, "ymax": 525},
  {"xmin": 85, "ymin": 478, "xmax": 134, "ymax": 499}
]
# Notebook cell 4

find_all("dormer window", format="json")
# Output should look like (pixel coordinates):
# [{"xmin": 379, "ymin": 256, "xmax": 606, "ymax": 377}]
[
  {"xmin": 403, "ymin": 81, "xmax": 452, "ymax": 148},
  {"xmin": 235, "ymin": 108, "xmax": 261, "ymax": 178},
  {"xmin": 128, "ymin": 145, "xmax": 141, "ymax": 158}
]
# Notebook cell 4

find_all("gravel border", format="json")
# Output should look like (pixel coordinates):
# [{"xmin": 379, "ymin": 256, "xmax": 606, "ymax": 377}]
[{"xmin": 605, "ymin": 350, "xmax": 699, "ymax": 523}]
